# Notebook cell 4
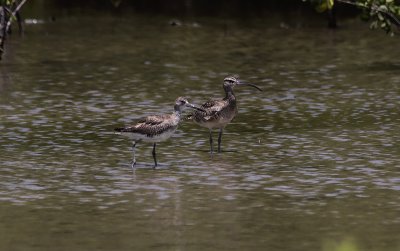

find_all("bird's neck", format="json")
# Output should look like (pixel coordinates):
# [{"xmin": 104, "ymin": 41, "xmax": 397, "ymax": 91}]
[
  {"xmin": 223, "ymin": 84, "xmax": 235, "ymax": 100},
  {"xmin": 224, "ymin": 89, "xmax": 236, "ymax": 101},
  {"xmin": 173, "ymin": 110, "xmax": 182, "ymax": 120}
]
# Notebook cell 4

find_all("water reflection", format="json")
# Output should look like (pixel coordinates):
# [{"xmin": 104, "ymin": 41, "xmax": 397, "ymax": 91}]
[{"xmin": 0, "ymin": 15, "xmax": 400, "ymax": 251}]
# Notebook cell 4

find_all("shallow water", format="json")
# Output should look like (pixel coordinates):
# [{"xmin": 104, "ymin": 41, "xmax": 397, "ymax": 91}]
[{"xmin": 1, "ymin": 14, "xmax": 400, "ymax": 251}]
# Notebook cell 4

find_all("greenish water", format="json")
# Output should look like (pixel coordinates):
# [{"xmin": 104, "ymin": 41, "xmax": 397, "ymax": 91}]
[{"xmin": 1, "ymin": 14, "xmax": 400, "ymax": 251}]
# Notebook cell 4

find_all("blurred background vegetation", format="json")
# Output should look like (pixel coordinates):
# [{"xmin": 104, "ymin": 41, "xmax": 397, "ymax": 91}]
[
  {"xmin": 0, "ymin": 0, "xmax": 399, "ymax": 60},
  {"xmin": 14, "ymin": 0, "xmax": 400, "ymax": 34},
  {"xmin": 23, "ymin": 0, "xmax": 353, "ymax": 17}
]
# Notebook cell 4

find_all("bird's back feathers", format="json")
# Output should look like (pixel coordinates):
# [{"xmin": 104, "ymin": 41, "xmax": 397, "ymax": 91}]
[{"xmin": 114, "ymin": 114, "xmax": 179, "ymax": 140}]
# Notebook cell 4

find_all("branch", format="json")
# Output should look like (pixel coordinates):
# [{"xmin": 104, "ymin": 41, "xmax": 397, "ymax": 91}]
[
  {"xmin": 337, "ymin": 0, "xmax": 400, "ymax": 28},
  {"xmin": 5, "ymin": 0, "xmax": 28, "ymax": 32},
  {"xmin": 0, "ymin": 0, "xmax": 28, "ymax": 60}
]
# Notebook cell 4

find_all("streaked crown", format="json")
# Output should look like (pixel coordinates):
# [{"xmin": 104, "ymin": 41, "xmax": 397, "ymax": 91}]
[
  {"xmin": 224, "ymin": 76, "xmax": 238, "ymax": 84},
  {"xmin": 175, "ymin": 97, "xmax": 189, "ymax": 106},
  {"xmin": 223, "ymin": 76, "xmax": 240, "ymax": 90}
]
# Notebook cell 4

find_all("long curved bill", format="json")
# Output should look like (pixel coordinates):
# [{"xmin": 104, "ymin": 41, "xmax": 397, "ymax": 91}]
[
  {"xmin": 237, "ymin": 80, "xmax": 262, "ymax": 91},
  {"xmin": 187, "ymin": 103, "xmax": 206, "ymax": 112}
]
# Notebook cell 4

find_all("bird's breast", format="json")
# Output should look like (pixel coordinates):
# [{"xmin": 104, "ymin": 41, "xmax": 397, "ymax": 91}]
[{"xmin": 193, "ymin": 100, "xmax": 237, "ymax": 129}]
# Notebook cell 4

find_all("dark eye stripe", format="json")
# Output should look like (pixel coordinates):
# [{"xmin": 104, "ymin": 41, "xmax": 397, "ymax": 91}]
[{"xmin": 225, "ymin": 77, "xmax": 237, "ymax": 83}]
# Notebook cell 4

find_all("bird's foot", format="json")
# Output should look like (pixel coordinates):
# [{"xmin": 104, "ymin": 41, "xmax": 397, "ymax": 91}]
[{"xmin": 131, "ymin": 160, "xmax": 137, "ymax": 169}]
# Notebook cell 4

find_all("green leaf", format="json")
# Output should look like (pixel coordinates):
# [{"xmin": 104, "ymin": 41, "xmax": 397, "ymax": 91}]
[
  {"xmin": 370, "ymin": 20, "xmax": 378, "ymax": 29},
  {"xmin": 315, "ymin": 2, "xmax": 328, "ymax": 12},
  {"xmin": 315, "ymin": 0, "xmax": 335, "ymax": 12},
  {"xmin": 378, "ymin": 5, "xmax": 388, "ymax": 12},
  {"xmin": 377, "ymin": 12, "xmax": 384, "ymax": 21},
  {"xmin": 327, "ymin": 0, "xmax": 334, "ymax": 9}
]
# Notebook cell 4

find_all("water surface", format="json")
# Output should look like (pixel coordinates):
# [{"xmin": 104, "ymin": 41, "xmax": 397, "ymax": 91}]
[{"xmin": 0, "ymin": 14, "xmax": 400, "ymax": 251}]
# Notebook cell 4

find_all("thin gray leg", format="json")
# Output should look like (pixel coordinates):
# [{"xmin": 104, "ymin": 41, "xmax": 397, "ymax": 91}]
[
  {"xmin": 209, "ymin": 129, "xmax": 213, "ymax": 154},
  {"xmin": 218, "ymin": 128, "xmax": 223, "ymax": 153},
  {"xmin": 152, "ymin": 143, "xmax": 157, "ymax": 168},
  {"xmin": 131, "ymin": 141, "xmax": 137, "ymax": 169}
]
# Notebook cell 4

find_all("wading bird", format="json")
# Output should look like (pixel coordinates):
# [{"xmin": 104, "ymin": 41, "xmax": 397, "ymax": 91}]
[
  {"xmin": 115, "ymin": 97, "xmax": 205, "ymax": 168},
  {"xmin": 191, "ymin": 76, "xmax": 262, "ymax": 154}
]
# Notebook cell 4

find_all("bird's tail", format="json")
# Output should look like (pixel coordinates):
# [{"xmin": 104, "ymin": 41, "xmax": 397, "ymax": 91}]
[{"xmin": 114, "ymin": 127, "xmax": 126, "ymax": 133}]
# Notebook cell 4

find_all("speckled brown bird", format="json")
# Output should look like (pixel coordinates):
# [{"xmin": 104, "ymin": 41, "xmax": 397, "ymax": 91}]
[
  {"xmin": 115, "ymin": 97, "xmax": 204, "ymax": 168},
  {"xmin": 192, "ymin": 76, "xmax": 262, "ymax": 154}
]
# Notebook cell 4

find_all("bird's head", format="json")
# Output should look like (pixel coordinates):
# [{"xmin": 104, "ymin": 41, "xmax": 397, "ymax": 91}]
[
  {"xmin": 174, "ymin": 97, "xmax": 205, "ymax": 112},
  {"xmin": 223, "ymin": 75, "xmax": 262, "ymax": 92}
]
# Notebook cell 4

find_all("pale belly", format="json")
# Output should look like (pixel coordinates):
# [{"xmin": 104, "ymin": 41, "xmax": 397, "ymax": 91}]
[
  {"xmin": 195, "ymin": 113, "xmax": 235, "ymax": 129},
  {"xmin": 118, "ymin": 128, "xmax": 177, "ymax": 143}
]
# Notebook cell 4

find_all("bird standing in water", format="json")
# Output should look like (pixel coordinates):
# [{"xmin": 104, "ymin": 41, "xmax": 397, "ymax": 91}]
[
  {"xmin": 192, "ymin": 76, "xmax": 262, "ymax": 154},
  {"xmin": 115, "ymin": 97, "xmax": 205, "ymax": 168}
]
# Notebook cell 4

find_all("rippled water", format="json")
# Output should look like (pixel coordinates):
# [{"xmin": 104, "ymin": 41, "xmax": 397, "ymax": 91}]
[{"xmin": 1, "ymin": 14, "xmax": 400, "ymax": 251}]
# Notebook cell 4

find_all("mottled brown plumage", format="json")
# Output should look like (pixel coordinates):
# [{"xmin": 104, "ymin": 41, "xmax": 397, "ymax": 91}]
[
  {"xmin": 115, "ymin": 114, "xmax": 179, "ymax": 140},
  {"xmin": 115, "ymin": 97, "xmax": 204, "ymax": 168},
  {"xmin": 193, "ymin": 97, "xmax": 237, "ymax": 129},
  {"xmin": 192, "ymin": 76, "xmax": 261, "ymax": 153}
]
